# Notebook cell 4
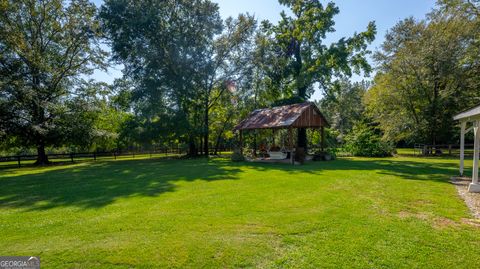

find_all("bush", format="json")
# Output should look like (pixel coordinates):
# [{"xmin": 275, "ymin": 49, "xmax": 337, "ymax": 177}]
[
  {"xmin": 344, "ymin": 123, "xmax": 394, "ymax": 157},
  {"xmin": 231, "ymin": 147, "xmax": 244, "ymax": 162}
]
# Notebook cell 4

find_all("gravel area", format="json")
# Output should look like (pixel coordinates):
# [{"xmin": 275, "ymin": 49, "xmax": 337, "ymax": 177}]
[{"xmin": 451, "ymin": 177, "xmax": 480, "ymax": 219}]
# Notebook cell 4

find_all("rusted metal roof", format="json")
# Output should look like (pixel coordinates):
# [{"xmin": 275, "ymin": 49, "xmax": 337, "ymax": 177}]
[{"xmin": 234, "ymin": 102, "xmax": 329, "ymax": 131}]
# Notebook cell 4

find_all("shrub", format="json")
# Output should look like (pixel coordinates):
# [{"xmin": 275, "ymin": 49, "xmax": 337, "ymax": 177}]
[
  {"xmin": 344, "ymin": 123, "xmax": 394, "ymax": 157},
  {"xmin": 231, "ymin": 147, "xmax": 245, "ymax": 162}
]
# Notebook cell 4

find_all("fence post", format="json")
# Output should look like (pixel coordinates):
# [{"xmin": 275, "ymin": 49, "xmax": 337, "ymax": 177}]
[
  {"xmin": 93, "ymin": 153, "xmax": 96, "ymax": 161},
  {"xmin": 70, "ymin": 153, "xmax": 74, "ymax": 163},
  {"xmin": 132, "ymin": 152, "xmax": 135, "ymax": 159},
  {"xmin": 114, "ymin": 152, "xmax": 116, "ymax": 160},
  {"xmin": 17, "ymin": 156, "xmax": 21, "ymax": 167},
  {"xmin": 448, "ymin": 144, "xmax": 452, "ymax": 155}
]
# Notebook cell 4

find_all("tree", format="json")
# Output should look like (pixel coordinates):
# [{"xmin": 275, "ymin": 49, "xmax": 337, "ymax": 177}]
[
  {"xmin": 101, "ymin": 0, "xmax": 257, "ymax": 156},
  {"xmin": 366, "ymin": 0, "xmax": 479, "ymax": 145},
  {"xmin": 101, "ymin": 0, "xmax": 223, "ymax": 155},
  {"xmin": 70, "ymin": 81, "xmax": 130, "ymax": 152},
  {"xmin": 209, "ymin": 86, "xmax": 237, "ymax": 154},
  {"xmin": 318, "ymin": 78, "xmax": 368, "ymax": 140},
  {"xmin": 0, "ymin": 0, "xmax": 106, "ymax": 164},
  {"xmin": 199, "ymin": 14, "xmax": 256, "ymax": 155},
  {"xmin": 260, "ymin": 0, "xmax": 376, "ymax": 148}
]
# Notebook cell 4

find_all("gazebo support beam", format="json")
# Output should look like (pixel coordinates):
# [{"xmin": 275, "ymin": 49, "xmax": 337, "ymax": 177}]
[
  {"xmin": 469, "ymin": 120, "xmax": 480, "ymax": 192},
  {"xmin": 239, "ymin": 130, "xmax": 243, "ymax": 156},
  {"xmin": 253, "ymin": 130, "xmax": 257, "ymax": 157},
  {"xmin": 289, "ymin": 127, "xmax": 294, "ymax": 165},
  {"xmin": 321, "ymin": 126, "xmax": 325, "ymax": 152},
  {"xmin": 272, "ymin": 129, "xmax": 275, "ymax": 147}
]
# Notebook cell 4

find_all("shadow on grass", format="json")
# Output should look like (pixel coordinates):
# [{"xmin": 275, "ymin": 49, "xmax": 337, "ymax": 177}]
[
  {"xmin": 0, "ymin": 158, "xmax": 241, "ymax": 210},
  {"xmin": 236, "ymin": 157, "xmax": 459, "ymax": 183},
  {"xmin": 0, "ymin": 156, "xmax": 460, "ymax": 211},
  {"xmin": 335, "ymin": 158, "xmax": 460, "ymax": 182}
]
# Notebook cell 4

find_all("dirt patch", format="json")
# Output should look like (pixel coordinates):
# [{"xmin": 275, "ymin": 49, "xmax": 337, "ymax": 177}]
[
  {"xmin": 412, "ymin": 199, "xmax": 433, "ymax": 206},
  {"xmin": 398, "ymin": 211, "xmax": 429, "ymax": 220},
  {"xmin": 432, "ymin": 217, "xmax": 458, "ymax": 229},
  {"xmin": 450, "ymin": 176, "xmax": 480, "ymax": 219},
  {"xmin": 461, "ymin": 218, "xmax": 480, "ymax": 227},
  {"xmin": 397, "ymin": 211, "xmax": 478, "ymax": 229}
]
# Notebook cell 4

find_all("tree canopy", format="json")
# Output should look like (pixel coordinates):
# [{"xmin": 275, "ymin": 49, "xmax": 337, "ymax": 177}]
[
  {"xmin": 101, "ymin": 0, "xmax": 257, "ymax": 155},
  {"xmin": 257, "ymin": 0, "xmax": 376, "ymax": 147},
  {"xmin": 0, "ymin": 0, "xmax": 107, "ymax": 163},
  {"xmin": 366, "ymin": 0, "xmax": 479, "ymax": 145}
]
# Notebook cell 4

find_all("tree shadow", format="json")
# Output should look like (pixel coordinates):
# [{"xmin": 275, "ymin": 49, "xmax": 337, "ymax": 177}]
[
  {"xmin": 0, "ymin": 158, "xmax": 241, "ymax": 211},
  {"xmin": 0, "ymin": 157, "xmax": 462, "ymax": 211},
  {"xmin": 342, "ymin": 158, "xmax": 460, "ymax": 182},
  {"xmin": 238, "ymin": 157, "xmax": 460, "ymax": 183}
]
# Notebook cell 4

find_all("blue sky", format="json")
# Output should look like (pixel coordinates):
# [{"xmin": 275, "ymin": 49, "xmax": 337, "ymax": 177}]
[{"xmin": 91, "ymin": 0, "xmax": 436, "ymax": 100}]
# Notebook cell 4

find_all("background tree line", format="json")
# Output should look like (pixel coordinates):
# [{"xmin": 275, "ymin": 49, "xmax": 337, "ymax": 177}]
[
  {"xmin": 0, "ymin": 0, "xmax": 478, "ymax": 163},
  {"xmin": 366, "ymin": 0, "xmax": 480, "ymax": 146},
  {"xmin": 319, "ymin": 0, "xmax": 479, "ymax": 155}
]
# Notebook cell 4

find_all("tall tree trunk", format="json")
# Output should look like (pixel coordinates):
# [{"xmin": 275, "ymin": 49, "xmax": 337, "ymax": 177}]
[
  {"xmin": 35, "ymin": 143, "xmax": 49, "ymax": 165},
  {"xmin": 253, "ymin": 80, "xmax": 258, "ymax": 155},
  {"xmin": 203, "ymin": 95, "xmax": 209, "ymax": 156},
  {"xmin": 430, "ymin": 80, "xmax": 440, "ymax": 145},
  {"xmin": 296, "ymin": 85, "xmax": 308, "ymax": 150},
  {"xmin": 204, "ymin": 106, "xmax": 209, "ymax": 156},
  {"xmin": 188, "ymin": 135, "xmax": 197, "ymax": 156},
  {"xmin": 32, "ymin": 70, "xmax": 49, "ymax": 165},
  {"xmin": 293, "ymin": 39, "xmax": 308, "ymax": 150},
  {"xmin": 213, "ymin": 134, "xmax": 222, "ymax": 155},
  {"xmin": 213, "ymin": 112, "xmax": 234, "ymax": 154}
]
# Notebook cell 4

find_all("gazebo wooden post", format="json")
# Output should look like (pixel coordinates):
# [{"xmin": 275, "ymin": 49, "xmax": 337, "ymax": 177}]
[
  {"xmin": 272, "ymin": 129, "xmax": 275, "ymax": 147},
  {"xmin": 289, "ymin": 127, "xmax": 294, "ymax": 165},
  {"xmin": 239, "ymin": 130, "xmax": 243, "ymax": 156},
  {"xmin": 321, "ymin": 126, "xmax": 325, "ymax": 152},
  {"xmin": 253, "ymin": 130, "xmax": 257, "ymax": 156}
]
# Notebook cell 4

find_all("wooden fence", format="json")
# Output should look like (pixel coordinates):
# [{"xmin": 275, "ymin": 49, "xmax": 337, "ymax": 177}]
[
  {"xmin": 413, "ymin": 143, "xmax": 474, "ymax": 156},
  {"xmin": 0, "ymin": 147, "xmax": 233, "ymax": 167}
]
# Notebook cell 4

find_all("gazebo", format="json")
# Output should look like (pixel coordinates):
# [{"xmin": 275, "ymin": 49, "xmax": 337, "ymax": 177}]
[
  {"xmin": 454, "ymin": 104, "xmax": 480, "ymax": 192},
  {"xmin": 233, "ymin": 102, "xmax": 329, "ymax": 164}
]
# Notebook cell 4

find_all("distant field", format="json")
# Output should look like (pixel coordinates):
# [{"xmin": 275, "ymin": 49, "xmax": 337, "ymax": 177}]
[
  {"xmin": 0, "ymin": 153, "xmax": 181, "ymax": 169},
  {"xmin": 396, "ymin": 147, "xmax": 475, "ymax": 157},
  {"xmin": 1, "ymin": 155, "xmax": 479, "ymax": 268}
]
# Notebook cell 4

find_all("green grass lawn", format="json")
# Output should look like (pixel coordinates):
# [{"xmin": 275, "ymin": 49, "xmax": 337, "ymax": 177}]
[{"xmin": 1, "ymin": 156, "xmax": 479, "ymax": 268}]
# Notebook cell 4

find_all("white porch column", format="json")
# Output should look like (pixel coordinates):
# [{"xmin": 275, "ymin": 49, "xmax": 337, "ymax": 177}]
[
  {"xmin": 469, "ymin": 120, "xmax": 480, "ymax": 192},
  {"xmin": 459, "ymin": 121, "xmax": 466, "ymax": 176}
]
